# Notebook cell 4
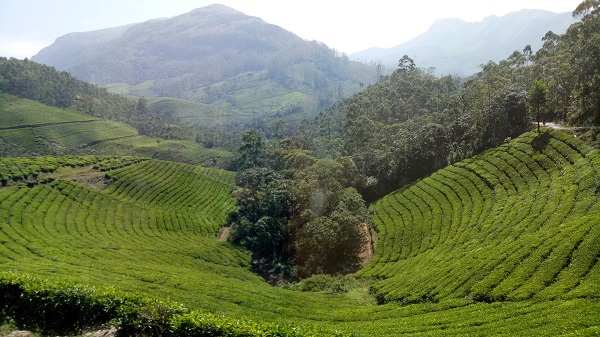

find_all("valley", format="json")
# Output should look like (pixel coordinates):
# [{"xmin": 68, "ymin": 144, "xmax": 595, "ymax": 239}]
[
  {"xmin": 0, "ymin": 130, "xmax": 599, "ymax": 336},
  {"xmin": 1, "ymin": 1, "xmax": 600, "ymax": 336}
]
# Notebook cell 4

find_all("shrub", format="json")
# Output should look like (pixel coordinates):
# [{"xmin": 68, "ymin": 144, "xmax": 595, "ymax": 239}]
[{"xmin": 0, "ymin": 272, "xmax": 351, "ymax": 337}]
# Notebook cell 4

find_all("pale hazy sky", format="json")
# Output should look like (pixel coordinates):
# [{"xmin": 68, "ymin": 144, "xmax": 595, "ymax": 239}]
[{"xmin": 0, "ymin": 0, "xmax": 584, "ymax": 59}]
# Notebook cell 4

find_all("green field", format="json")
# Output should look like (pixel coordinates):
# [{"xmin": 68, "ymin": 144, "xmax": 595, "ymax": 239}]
[
  {"xmin": 86, "ymin": 135, "xmax": 234, "ymax": 168},
  {"xmin": 0, "ymin": 94, "xmax": 97, "ymax": 128},
  {"xmin": 140, "ymin": 71, "xmax": 320, "ymax": 127},
  {"xmin": 144, "ymin": 97, "xmax": 229, "ymax": 126},
  {"xmin": 1, "ymin": 129, "xmax": 599, "ymax": 336},
  {"xmin": 0, "ymin": 93, "xmax": 232, "ymax": 167}
]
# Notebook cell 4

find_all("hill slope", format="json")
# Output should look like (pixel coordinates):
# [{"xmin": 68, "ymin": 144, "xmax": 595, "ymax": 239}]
[
  {"xmin": 0, "ymin": 93, "xmax": 232, "ymax": 167},
  {"xmin": 32, "ymin": 4, "xmax": 377, "ymax": 125},
  {"xmin": 351, "ymin": 9, "xmax": 575, "ymax": 75},
  {"xmin": 0, "ymin": 131, "xmax": 599, "ymax": 336},
  {"xmin": 361, "ymin": 129, "xmax": 600, "ymax": 305}
]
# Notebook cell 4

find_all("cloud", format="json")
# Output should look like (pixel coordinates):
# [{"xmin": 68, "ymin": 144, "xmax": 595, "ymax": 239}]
[{"xmin": 0, "ymin": 35, "xmax": 49, "ymax": 59}]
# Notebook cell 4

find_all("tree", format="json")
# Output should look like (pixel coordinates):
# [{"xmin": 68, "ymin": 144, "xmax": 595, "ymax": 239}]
[
  {"xmin": 273, "ymin": 120, "xmax": 286, "ymax": 140},
  {"xmin": 529, "ymin": 80, "xmax": 548, "ymax": 132},
  {"xmin": 295, "ymin": 188, "xmax": 367, "ymax": 276},
  {"xmin": 0, "ymin": 74, "xmax": 7, "ymax": 92},
  {"xmin": 229, "ymin": 168, "xmax": 292, "ymax": 261},
  {"xmin": 523, "ymin": 45, "xmax": 533, "ymax": 65},
  {"xmin": 573, "ymin": 0, "xmax": 600, "ymax": 18},
  {"xmin": 397, "ymin": 55, "xmax": 415, "ymax": 73},
  {"xmin": 237, "ymin": 129, "xmax": 266, "ymax": 170},
  {"xmin": 136, "ymin": 97, "xmax": 149, "ymax": 115}
]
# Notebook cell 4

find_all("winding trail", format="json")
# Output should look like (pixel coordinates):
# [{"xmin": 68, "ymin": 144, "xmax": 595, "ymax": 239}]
[{"xmin": 360, "ymin": 223, "xmax": 374, "ymax": 265}]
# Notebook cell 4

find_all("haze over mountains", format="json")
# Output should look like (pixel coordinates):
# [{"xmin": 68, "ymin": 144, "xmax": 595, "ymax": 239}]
[
  {"xmin": 32, "ymin": 4, "xmax": 376, "ymax": 125},
  {"xmin": 351, "ymin": 9, "xmax": 576, "ymax": 75},
  {"xmin": 31, "ymin": 5, "xmax": 575, "ymax": 125}
]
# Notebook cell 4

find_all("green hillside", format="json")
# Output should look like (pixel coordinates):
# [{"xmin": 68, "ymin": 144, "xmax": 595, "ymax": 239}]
[
  {"xmin": 0, "ymin": 158, "xmax": 248, "ymax": 306},
  {"xmin": 174, "ymin": 70, "xmax": 318, "ymax": 126},
  {"xmin": 0, "ymin": 93, "xmax": 232, "ymax": 167},
  {"xmin": 1, "ymin": 130, "xmax": 599, "ymax": 336},
  {"xmin": 0, "ymin": 94, "xmax": 136, "ymax": 156},
  {"xmin": 362, "ymin": 129, "xmax": 600, "ymax": 306},
  {"xmin": 32, "ymin": 5, "xmax": 377, "ymax": 126}
]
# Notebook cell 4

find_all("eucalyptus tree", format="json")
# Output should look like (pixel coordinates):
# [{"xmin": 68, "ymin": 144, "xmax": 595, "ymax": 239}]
[{"xmin": 530, "ymin": 80, "xmax": 548, "ymax": 132}]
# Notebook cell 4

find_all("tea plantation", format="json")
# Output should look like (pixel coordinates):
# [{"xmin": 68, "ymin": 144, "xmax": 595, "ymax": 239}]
[
  {"xmin": 1, "ymin": 129, "xmax": 599, "ymax": 336},
  {"xmin": 362, "ymin": 130, "xmax": 600, "ymax": 306},
  {"xmin": 0, "ymin": 93, "xmax": 232, "ymax": 167}
]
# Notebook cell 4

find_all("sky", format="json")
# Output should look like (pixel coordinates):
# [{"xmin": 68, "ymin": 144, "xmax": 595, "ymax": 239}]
[{"xmin": 0, "ymin": 0, "xmax": 584, "ymax": 59}]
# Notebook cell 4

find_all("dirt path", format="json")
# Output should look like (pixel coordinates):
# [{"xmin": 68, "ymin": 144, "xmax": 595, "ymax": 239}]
[
  {"xmin": 359, "ymin": 223, "xmax": 374, "ymax": 265},
  {"xmin": 544, "ymin": 122, "xmax": 565, "ymax": 129},
  {"xmin": 541, "ymin": 122, "xmax": 590, "ymax": 132},
  {"xmin": 42, "ymin": 166, "xmax": 112, "ymax": 190},
  {"xmin": 217, "ymin": 226, "xmax": 231, "ymax": 241}
]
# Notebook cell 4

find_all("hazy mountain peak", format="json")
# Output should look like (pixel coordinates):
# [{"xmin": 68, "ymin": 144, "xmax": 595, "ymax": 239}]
[
  {"xmin": 31, "ymin": 4, "xmax": 376, "ymax": 124},
  {"xmin": 189, "ymin": 3, "xmax": 245, "ymax": 15},
  {"xmin": 351, "ymin": 9, "xmax": 576, "ymax": 75}
]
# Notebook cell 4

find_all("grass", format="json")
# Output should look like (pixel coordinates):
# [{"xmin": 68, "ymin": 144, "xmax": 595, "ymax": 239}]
[
  {"xmin": 104, "ymin": 80, "xmax": 155, "ymax": 97},
  {"xmin": 0, "ymin": 129, "xmax": 599, "ymax": 336},
  {"xmin": 189, "ymin": 71, "xmax": 320, "ymax": 125},
  {"xmin": 0, "ymin": 93, "xmax": 233, "ymax": 167},
  {"xmin": 0, "ymin": 93, "xmax": 97, "ymax": 128},
  {"xmin": 85, "ymin": 135, "xmax": 234, "ymax": 168}
]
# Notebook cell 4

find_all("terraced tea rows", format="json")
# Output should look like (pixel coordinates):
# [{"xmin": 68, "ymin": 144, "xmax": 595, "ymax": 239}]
[
  {"xmin": 0, "ymin": 159, "xmax": 360, "ymax": 334},
  {"xmin": 0, "ymin": 159, "xmax": 242, "ymax": 269},
  {"xmin": 0, "ymin": 120, "xmax": 138, "ymax": 152},
  {"xmin": 0, "ymin": 155, "xmax": 143, "ymax": 185},
  {"xmin": 361, "ymin": 130, "xmax": 600, "ymax": 305},
  {"xmin": 1, "ymin": 131, "xmax": 599, "ymax": 336},
  {"xmin": 0, "ymin": 157, "xmax": 372, "ymax": 321},
  {"xmin": 86, "ymin": 136, "xmax": 234, "ymax": 167}
]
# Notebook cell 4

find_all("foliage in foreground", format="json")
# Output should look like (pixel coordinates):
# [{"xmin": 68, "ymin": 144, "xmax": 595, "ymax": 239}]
[
  {"xmin": 0, "ymin": 144, "xmax": 599, "ymax": 335},
  {"xmin": 0, "ymin": 272, "xmax": 350, "ymax": 337}
]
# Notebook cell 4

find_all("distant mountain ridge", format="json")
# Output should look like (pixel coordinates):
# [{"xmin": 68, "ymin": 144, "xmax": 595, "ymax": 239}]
[
  {"xmin": 35, "ymin": 5, "xmax": 292, "ymax": 86},
  {"xmin": 32, "ymin": 4, "xmax": 376, "ymax": 125},
  {"xmin": 351, "ymin": 9, "xmax": 576, "ymax": 75}
]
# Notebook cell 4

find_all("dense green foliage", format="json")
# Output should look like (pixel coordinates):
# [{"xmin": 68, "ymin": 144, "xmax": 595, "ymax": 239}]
[
  {"xmin": 362, "ymin": 129, "xmax": 600, "ymax": 305},
  {"xmin": 300, "ymin": 4, "xmax": 600, "ymax": 201},
  {"xmin": 0, "ymin": 272, "xmax": 349, "ymax": 337},
  {"xmin": 306, "ymin": 64, "xmax": 530, "ymax": 201},
  {"xmin": 229, "ymin": 131, "xmax": 369, "ymax": 278},
  {"xmin": 534, "ymin": 2, "xmax": 600, "ymax": 124}
]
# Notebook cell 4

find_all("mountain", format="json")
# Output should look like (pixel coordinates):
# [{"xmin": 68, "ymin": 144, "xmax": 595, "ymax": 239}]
[
  {"xmin": 351, "ymin": 9, "xmax": 576, "ymax": 75},
  {"xmin": 32, "ymin": 4, "xmax": 377, "ymax": 126}
]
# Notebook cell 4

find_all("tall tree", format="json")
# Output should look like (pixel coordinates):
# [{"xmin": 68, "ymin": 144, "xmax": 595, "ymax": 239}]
[
  {"xmin": 237, "ymin": 129, "xmax": 266, "ymax": 170},
  {"xmin": 397, "ymin": 55, "xmax": 416, "ymax": 73},
  {"xmin": 0, "ymin": 74, "xmax": 7, "ymax": 92},
  {"xmin": 529, "ymin": 80, "xmax": 548, "ymax": 132}
]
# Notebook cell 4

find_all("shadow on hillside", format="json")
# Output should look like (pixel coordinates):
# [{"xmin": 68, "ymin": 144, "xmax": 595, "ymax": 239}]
[{"xmin": 531, "ymin": 131, "xmax": 552, "ymax": 152}]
